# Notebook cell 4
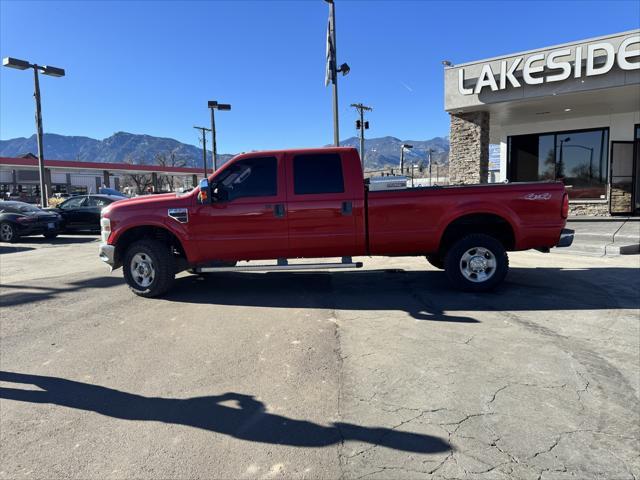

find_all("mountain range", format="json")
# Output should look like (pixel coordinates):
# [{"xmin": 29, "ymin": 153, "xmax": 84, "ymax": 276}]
[{"xmin": 0, "ymin": 132, "xmax": 449, "ymax": 171}]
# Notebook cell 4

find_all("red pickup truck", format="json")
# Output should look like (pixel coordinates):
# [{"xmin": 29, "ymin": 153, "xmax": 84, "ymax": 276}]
[{"xmin": 99, "ymin": 147, "xmax": 573, "ymax": 297}]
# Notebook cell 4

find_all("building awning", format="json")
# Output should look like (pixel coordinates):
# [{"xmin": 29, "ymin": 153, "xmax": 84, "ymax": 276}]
[{"xmin": 0, "ymin": 157, "xmax": 204, "ymax": 175}]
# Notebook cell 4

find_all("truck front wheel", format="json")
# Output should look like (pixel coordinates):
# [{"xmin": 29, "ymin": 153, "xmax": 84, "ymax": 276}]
[
  {"xmin": 123, "ymin": 239, "xmax": 175, "ymax": 297},
  {"xmin": 444, "ymin": 234, "xmax": 509, "ymax": 292}
]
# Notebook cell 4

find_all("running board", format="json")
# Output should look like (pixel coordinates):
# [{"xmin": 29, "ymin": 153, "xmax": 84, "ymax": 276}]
[{"xmin": 196, "ymin": 260, "xmax": 363, "ymax": 273}]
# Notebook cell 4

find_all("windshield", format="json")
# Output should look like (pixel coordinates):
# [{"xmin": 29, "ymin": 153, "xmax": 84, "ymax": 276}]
[
  {"xmin": 0, "ymin": 202, "xmax": 42, "ymax": 214},
  {"xmin": 18, "ymin": 204, "xmax": 42, "ymax": 214}
]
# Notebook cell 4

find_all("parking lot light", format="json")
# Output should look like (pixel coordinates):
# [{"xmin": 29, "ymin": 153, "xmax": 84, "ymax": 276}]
[
  {"xmin": 400, "ymin": 144, "xmax": 413, "ymax": 173},
  {"xmin": 208, "ymin": 101, "xmax": 232, "ymax": 172},
  {"xmin": 3, "ymin": 57, "xmax": 30, "ymax": 70},
  {"xmin": 2, "ymin": 57, "xmax": 66, "ymax": 207}
]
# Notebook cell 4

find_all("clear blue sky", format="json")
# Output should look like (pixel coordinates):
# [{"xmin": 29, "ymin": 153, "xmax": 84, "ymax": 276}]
[{"xmin": 1, "ymin": 0, "xmax": 638, "ymax": 153}]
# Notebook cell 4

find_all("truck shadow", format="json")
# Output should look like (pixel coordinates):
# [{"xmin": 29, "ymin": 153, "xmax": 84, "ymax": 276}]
[
  {"xmin": 0, "ymin": 371, "xmax": 451, "ymax": 454},
  {"xmin": 165, "ymin": 266, "xmax": 640, "ymax": 322}
]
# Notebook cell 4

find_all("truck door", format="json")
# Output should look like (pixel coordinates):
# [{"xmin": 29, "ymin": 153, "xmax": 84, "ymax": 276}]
[
  {"xmin": 192, "ymin": 155, "xmax": 289, "ymax": 261},
  {"xmin": 284, "ymin": 151, "xmax": 360, "ymax": 258}
]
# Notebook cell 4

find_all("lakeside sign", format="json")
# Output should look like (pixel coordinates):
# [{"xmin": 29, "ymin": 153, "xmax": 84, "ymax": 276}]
[{"xmin": 458, "ymin": 35, "xmax": 640, "ymax": 96}]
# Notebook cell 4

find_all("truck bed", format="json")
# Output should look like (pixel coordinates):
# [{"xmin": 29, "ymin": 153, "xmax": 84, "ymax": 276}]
[{"xmin": 366, "ymin": 181, "xmax": 567, "ymax": 255}]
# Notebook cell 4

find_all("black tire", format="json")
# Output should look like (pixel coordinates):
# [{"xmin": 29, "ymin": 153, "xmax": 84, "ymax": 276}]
[
  {"xmin": 444, "ymin": 233, "xmax": 509, "ymax": 292},
  {"xmin": 123, "ymin": 239, "xmax": 175, "ymax": 298},
  {"xmin": 43, "ymin": 232, "xmax": 58, "ymax": 239},
  {"xmin": 0, "ymin": 222, "xmax": 16, "ymax": 243},
  {"xmin": 426, "ymin": 254, "xmax": 445, "ymax": 270}
]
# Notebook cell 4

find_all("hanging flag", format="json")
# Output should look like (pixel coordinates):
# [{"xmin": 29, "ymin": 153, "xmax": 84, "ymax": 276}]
[{"xmin": 325, "ymin": 13, "xmax": 335, "ymax": 86}]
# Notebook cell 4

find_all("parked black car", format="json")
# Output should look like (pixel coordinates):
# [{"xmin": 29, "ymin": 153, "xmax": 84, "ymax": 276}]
[
  {"xmin": 0, "ymin": 201, "xmax": 62, "ymax": 242},
  {"xmin": 52, "ymin": 194, "xmax": 124, "ymax": 233}
]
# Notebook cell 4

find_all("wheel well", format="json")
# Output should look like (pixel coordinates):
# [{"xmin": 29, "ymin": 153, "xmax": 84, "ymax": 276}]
[
  {"xmin": 115, "ymin": 226, "xmax": 187, "ymax": 265},
  {"xmin": 439, "ymin": 214, "xmax": 515, "ymax": 254}
]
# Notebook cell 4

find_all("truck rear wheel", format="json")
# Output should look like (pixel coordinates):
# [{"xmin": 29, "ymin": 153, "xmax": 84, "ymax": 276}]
[
  {"xmin": 123, "ymin": 239, "xmax": 175, "ymax": 297},
  {"xmin": 444, "ymin": 234, "xmax": 508, "ymax": 292}
]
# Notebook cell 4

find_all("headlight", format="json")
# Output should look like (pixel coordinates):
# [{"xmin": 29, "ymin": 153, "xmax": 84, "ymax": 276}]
[{"xmin": 100, "ymin": 217, "xmax": 111, "ymax": 243}]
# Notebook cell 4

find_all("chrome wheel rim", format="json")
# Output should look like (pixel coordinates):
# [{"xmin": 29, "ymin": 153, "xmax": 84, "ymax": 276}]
[
  {"xmin": 130, "ymin": 252, "xmax": 155, "ymax": 288},
  {"xmin": 460, "ymin": 247, "xmax": 496, "ymax": 283},
  {"xmin": 0, "ymin": 224, "xmax": 13, "ymax": 242}
]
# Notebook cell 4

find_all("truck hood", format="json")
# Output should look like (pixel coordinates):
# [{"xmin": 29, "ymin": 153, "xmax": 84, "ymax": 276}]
[
  {"xmin": 118, "ymin": 192, "xmax": 186, "ymax": 205},
  {"xmin": 104, "ymin": 192, "xmax": 192, "ymax": 215}
]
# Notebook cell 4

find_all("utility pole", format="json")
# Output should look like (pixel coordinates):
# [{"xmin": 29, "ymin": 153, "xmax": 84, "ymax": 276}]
[
  {"xmin": 350, "ymin": 103, "xmax": 372, "ymax": 170},
  {"xmin": 193, "ymin": 125, "xmax": 211, "ymax": 179},
  {"xmin": 428, "ymin": 148, "xmax": 433, "ymax": 186}
]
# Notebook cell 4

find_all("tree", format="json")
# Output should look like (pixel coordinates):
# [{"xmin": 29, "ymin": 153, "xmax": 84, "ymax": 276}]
[
  {"xmin": 122, "ymin": 156, "xmax": 153, "ymax": 195},
  {"xmin": 155, "ymin": 152, "xmax": 186, "ymax": 192}
]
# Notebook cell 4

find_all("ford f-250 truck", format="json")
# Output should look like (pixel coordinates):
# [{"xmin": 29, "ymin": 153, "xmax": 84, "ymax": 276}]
[{"xmin": 99, "ymin": 147, "xmax": 573, "ymax": 297}]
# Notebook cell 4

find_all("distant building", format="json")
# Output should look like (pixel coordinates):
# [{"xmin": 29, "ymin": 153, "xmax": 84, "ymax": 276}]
[
  {"xmin": 444, "ymin": 30, "xmax": 640, "ymax": 216},
  {"xmin": 0, "ymin": 157, "xmax": 203, "ymax": 202}
]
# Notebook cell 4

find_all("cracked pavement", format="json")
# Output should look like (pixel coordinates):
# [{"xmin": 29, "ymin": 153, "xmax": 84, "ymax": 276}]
[{"xmin": 1, "ymin": 237, "xmax": 639, "ymax": 479}]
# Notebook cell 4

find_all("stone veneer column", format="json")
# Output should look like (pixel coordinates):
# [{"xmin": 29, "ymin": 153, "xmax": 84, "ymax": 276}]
[{"xmin": 448, "ymin": 111, "xmax": 490, "ymax": 185}]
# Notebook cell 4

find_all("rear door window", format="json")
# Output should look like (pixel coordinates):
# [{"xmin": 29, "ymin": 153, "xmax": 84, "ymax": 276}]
[{"xmin": 293, "ymin": 153, "xmax": 344, "ymax": 195}]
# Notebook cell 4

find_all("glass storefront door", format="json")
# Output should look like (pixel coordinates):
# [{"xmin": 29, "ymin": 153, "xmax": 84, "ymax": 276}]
[
  {"xmin": 610, "ymin": 141, "xmax": 635, "ymax": 215},
  {"xmin": 635, "ymin": 125, "xmax": 640, "ymax": 214}
]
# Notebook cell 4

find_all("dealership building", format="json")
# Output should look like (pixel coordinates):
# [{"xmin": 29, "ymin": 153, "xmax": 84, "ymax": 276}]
[{"xmin": 444, "ymin": 30, "xmax": 640, "ymax": 216}]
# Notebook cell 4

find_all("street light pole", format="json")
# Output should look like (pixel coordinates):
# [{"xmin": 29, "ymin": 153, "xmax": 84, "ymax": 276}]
[
  {"xmin": 3, "ymin": 57, "xmax": 65, "ymax": 207},
  {"xmin": 400, "ymin": 144, "xmax": 413, "ymax": 174},
  {"xmin": 558, "ymin": 137, "xmax": 570, "ymax": 179},
  {"xmin": 428, "ymin": 148, "xmax": 433, "ymax": 186},
  {"xmin": 324, "ymin": 0, "xmax": 349, "ymax": 147},
  {"xmin": 210, "ymin": 107, "xmax": 217, "ymax": 172},
  {"xmin": 207, "ymin": 101, "xmax": 231, "ymax": 173},
  {"xmin": 32, "ymin": 66, "xmax": 47, "ymax": 206},
  {"xmin": 329, "ymin": 0, "xmax": 339, "ymax": 146}
]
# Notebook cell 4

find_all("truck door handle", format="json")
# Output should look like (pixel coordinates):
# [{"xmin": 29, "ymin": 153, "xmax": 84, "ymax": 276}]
[
  {"xmin": 273, "ymin": 204, "xmax": 286, "ymax": 218},
  {"xmin": 341, "ymin": 201, "xmax": 352, "ymax": 216}
]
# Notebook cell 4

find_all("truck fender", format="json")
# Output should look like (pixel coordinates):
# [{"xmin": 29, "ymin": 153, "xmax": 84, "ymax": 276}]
[{"xmin": 435, "ymin": 202, "xmax": 521, "ymax": 252}]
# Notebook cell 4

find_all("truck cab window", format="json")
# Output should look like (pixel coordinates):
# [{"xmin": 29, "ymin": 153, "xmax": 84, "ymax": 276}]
[
  {"xmin": 215, "ymin": 157, "xmax": 277, "ymax": 201},
  {"xmin": 293, "ymin": 153, "xmax": 344, "ymax": 194}
]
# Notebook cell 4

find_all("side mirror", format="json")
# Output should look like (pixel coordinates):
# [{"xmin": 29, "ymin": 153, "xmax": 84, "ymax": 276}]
[{"xmin": 198, "ymin": 178, "xmax": 211, "ymax": 204}]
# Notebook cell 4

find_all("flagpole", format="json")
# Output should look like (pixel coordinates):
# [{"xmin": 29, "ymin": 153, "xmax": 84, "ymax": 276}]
[{"xmin": 327, "ymin": 0, "xmax": 339, "ymax": 146}]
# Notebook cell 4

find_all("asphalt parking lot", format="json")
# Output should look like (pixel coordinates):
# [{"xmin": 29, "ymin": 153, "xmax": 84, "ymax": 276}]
[{"xmin": 1, "ymin": 236, "xmax": 639, "ymax": 480}]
